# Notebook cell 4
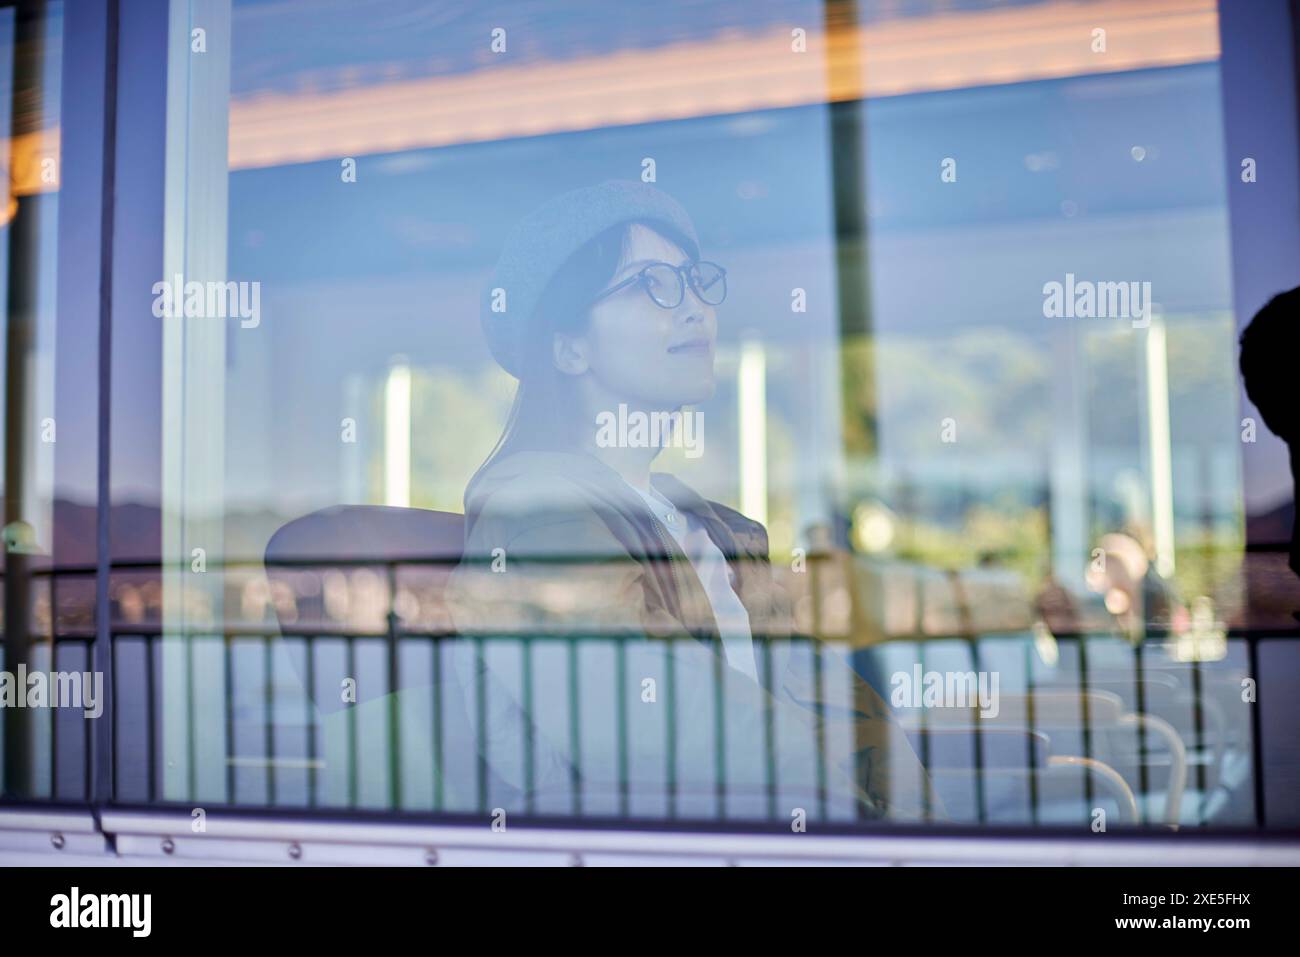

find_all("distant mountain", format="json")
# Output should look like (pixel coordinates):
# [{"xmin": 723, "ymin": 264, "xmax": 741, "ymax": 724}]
[{"xmin": 17, "ymin": 499, "xmax": 305, "ymax": 571}]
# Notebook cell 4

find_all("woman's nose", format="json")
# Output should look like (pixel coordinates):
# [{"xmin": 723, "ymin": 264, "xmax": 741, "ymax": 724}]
[{"xmin": 678, "ymin": 301, "xmax": 716, "ymax": 336}]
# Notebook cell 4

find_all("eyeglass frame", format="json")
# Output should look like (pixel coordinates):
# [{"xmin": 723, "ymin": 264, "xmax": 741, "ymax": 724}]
[{"xmin": 588, "ymin": 259, "xmax": 728, "ymax": 310}]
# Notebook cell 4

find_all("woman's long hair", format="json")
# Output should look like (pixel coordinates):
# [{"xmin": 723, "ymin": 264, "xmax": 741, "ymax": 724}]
[{"xmin": 466, "ymin": 217, "xmax": 699, "ymax": 506}]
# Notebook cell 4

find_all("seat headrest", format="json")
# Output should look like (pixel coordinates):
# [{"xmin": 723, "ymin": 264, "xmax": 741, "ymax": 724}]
[{"xmin": 264, "ymin": 505, "xmax": 464, "ymax": 566}]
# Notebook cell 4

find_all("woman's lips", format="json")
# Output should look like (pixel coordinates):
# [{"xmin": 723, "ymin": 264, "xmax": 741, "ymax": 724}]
[{"xmin": 667, "ymin": 339, "xmax": 713, "ymax": 355}]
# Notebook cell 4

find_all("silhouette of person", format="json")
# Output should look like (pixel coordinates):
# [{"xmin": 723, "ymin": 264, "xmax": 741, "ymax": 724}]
[{"xmin": 1239, "ymin": 285, "xmax": 1300, "ymax": 578}]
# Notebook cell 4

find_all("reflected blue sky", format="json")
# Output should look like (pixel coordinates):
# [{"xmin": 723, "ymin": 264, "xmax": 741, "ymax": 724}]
[{"xmin": 220, "ymin": 61, "xmax": 1238, "ymax": 540}]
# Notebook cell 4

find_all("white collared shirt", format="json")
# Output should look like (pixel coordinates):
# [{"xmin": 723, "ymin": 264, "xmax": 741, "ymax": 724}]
[{"xmin": 629, "ymin": 482, "xmax": 759, "ymax": 682}]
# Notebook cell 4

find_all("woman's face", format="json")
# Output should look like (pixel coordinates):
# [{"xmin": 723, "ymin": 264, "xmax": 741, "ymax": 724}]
[{"xmin": 559, "ymin": 223, "xmax": 718, "ymax": 408}]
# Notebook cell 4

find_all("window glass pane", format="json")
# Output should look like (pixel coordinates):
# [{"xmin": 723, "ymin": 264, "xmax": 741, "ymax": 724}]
[
  {"xmin": 140, "ymin": 0, "xmax": 1296, "ymax": 830},
  {"xmin": 0, "ymin": 0, "xmax": 67, "ymax": 801}
]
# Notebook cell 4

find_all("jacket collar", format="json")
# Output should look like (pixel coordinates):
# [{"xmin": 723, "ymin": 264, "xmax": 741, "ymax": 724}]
[{"xmin": 467, "ymin": 449, "xmax": 765, "ymax": 642}]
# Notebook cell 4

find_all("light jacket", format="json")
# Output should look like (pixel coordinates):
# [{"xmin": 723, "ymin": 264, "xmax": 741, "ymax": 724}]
[{"xmin": 446, "ymin": 449, "xmax": 941, "ymax": 821}]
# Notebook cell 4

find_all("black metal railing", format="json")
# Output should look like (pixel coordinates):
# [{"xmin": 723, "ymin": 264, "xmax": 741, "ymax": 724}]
[{"xmin": 0, "ymin": 557, "xmax": 1293, "ymax": 830}]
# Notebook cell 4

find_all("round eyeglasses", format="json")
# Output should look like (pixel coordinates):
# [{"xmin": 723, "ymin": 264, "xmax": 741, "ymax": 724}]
[{"xmin": 590, "ymin": 260, "xmax": 727, "ymax": 310}]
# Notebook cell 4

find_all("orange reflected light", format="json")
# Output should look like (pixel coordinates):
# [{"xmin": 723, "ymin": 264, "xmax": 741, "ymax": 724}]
[
  {"xmin": 227, "ymin": 0, "xmax": 1219, "ymax": 170},
  {"xmin": 0, "ymin": 126, "xmax": 60, "ymax": 224}
]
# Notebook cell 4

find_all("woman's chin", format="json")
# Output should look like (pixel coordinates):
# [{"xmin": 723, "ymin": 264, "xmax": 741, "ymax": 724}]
[
  {"xmin": 678, "ymin": 369, "xmax": 718, "ymax": 404},
  {"xmin": 621, "ymin": 369, "xmax": 716, "ymax": 409},
  {"xmin": 670, "ymin": 380, "xmax": 716, "ymax": 406}
]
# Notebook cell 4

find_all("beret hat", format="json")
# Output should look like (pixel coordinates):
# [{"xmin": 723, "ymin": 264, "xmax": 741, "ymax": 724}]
[{"xmin": 480, "ymin": 179, "xmax": 701, "ymax": 378}]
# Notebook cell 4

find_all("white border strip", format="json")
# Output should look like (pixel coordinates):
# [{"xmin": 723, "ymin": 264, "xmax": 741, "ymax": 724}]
[{"xmin": 81, "ymin": 811, "xmax": 1300, "ymax": 867}]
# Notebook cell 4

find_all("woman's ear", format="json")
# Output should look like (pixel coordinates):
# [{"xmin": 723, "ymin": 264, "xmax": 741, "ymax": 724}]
[{"xmin": 552, "ymin": 331, "xmax": 590, "ymax": 376}]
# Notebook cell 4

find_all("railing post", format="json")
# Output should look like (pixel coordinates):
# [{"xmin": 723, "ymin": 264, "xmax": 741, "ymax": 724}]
[{"xmin": 386, "ymin": 561, "xmax": 401, "ymax": 811}]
